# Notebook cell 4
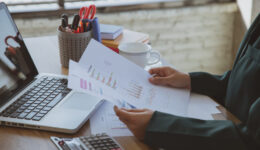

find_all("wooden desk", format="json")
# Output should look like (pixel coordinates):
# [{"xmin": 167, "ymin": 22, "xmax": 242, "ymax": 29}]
[{"xmin": 0, "ymin": 35, "xmax": 240, "ymax": 150}]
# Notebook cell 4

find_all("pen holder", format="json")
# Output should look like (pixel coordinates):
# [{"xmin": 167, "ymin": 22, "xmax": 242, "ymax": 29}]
[{"xmin": 58, "ymin": 26, "xmax": 92, "ymax": 68}]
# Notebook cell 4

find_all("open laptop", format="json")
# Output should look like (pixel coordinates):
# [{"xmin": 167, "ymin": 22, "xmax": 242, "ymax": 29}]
[{"xmin": 0, "ymin": 2, "xmax": 104, "ymax": 133}]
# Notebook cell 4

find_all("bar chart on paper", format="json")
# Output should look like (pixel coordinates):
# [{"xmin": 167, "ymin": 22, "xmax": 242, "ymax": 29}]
[
  {"xmin": 69, "ymin": 61, "xmax": 114, "ymax": 100},
  {"xmin": 87, "ymin": 64, "xmax": 117, "ymax": 90},
  {"xmin": 70, "ymin": 40, "xmax": 190, "ymax": 116},
  {"xmin": 86, "ymin": 64, "xmax": 147, "ymax": 103},
  {"xmin": 71, "ymin": 61, "xmax": 189, "ymax": 116},
  {"xmin": 79, "ymin": 78, "xmax": 105, "ymax": 95},
  {"xmin": 122, "ymin": 80, "xmax": 143, "ymax": 99}
]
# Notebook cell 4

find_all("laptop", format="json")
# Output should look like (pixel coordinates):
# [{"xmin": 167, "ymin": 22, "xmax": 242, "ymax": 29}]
[{"xmin": 0, "ymin": 2, "xmax": 104, "ymax": 133}]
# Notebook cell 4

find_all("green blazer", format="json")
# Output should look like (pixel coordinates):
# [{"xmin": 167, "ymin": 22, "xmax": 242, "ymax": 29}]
[{"xmin": 144, "ymin": 15, "xmax": 260, "ymax": 150}]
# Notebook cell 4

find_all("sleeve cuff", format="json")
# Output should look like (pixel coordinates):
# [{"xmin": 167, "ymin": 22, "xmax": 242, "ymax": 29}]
[
  {"xmin": 144, "ymin": 111, "xmax": 178, "ymax": 147},
  {"xmin": 189, "ymin": 72, "xmax": 204, "ymax": 93}
]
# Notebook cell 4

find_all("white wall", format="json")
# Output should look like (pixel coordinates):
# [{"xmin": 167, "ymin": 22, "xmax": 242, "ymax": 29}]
[
  {"xmin": 252, "ymin": 0, "xmax": 260, "ymax": 22},
  {"xmin": 237, "ymin": 0, "xmax": 260, "ymax": 28},
  {"xmin": 237, "ymin": 0, "xmax": 253, "ymax": 28},
  {"xmin": 232, "ymin": 0, "xmax": 260, "ymax": 61}
]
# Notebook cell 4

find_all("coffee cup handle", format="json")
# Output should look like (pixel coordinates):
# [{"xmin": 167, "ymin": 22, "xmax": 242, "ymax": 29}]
[{"xmin": 147, "ymin": 50, "xmax": 161, "ymax": 65}]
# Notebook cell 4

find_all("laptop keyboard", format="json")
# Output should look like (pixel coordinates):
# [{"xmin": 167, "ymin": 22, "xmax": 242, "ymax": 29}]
[{"xmin": 0, "ymin": 76, "xmax": 71, "ymax": 121}]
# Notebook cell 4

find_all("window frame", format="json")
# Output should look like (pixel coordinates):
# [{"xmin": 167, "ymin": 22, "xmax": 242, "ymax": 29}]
[{"xmin": 6, "ymin": 0, "xmax": 234, "ymax": 18}]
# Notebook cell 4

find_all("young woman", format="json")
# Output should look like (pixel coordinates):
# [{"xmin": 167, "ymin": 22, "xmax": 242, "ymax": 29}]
[{"xmin": 114, "ymin": 14, "xmax": 260, "ymax": 150}]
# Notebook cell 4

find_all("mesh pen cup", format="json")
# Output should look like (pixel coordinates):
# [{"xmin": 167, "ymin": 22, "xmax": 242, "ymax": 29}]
[{"xmin": 58, "ymin": 26, "xmax": 92, "ymax": 68}]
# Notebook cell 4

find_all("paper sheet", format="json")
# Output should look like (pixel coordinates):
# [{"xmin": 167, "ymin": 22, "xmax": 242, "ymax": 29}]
[
  {"xmin": 69, "ymin": 61, "xmax": 118, "ymax": 101},
  {"xmin": 67, "ymin": 39, "xmax": 223, "ymax": 136},
  {"xmin": 187, "ymin": 93, "xmax": 220, "ymax": 120},
  {"xmin": 68, "ymin": 39, "xmax": 190, "ymax": 116},
  {"xmin": 90, "ymin": 100, "xmax": 133, "ymax": 137}
]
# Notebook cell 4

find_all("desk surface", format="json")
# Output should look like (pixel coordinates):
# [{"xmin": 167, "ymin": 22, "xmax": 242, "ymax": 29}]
[{"xmin": 0, "ymin": 35, "xmax": 240, "ymax": 150}]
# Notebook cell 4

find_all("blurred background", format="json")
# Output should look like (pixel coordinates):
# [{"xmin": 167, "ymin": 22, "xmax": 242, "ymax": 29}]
[{"xmin": 4, "ymin": 0, "xmax": 259, "ymax": 74}]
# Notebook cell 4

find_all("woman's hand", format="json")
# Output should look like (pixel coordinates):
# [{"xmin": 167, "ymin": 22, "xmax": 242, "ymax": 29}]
[
  {"xmin": 149, "ymin": 67, "xmax": 191, "ymax": 89},
  {"xmin": 114, "ymin": 106, "xmax": 154, "ymax": 140},
  {"xmin": 114, "ymin": 67, "xmax": 190, "ymax": 140}
]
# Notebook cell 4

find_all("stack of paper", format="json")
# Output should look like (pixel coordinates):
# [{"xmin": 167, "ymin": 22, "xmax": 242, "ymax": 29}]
[
  {"xmin": 100, "ymin": 24, "xmax": 123, "ymax": 40},
  {"xmin": 68, "ymin": 39, "xmax": 190, "ymax": 136}
]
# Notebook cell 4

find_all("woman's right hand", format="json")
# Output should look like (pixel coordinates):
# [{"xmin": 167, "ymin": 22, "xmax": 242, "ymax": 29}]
[{"xmin": 149, "ymin": 67, "xmax": 191, "ymax": 90}]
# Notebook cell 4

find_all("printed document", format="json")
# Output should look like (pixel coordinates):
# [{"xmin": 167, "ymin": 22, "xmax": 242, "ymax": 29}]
[
  {"xmin": 68, "ymin": 39, "xmax": 190, "ymax": 116},
  {"xmin": 68, "ymin": 39, "xmax": 191, "ymax": 136}
]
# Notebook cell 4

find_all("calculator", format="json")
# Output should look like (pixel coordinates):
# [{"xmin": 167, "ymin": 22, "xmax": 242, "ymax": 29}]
[{"xmin": 51, "ymin": 133, "xmax": 123, "ymax": 150}]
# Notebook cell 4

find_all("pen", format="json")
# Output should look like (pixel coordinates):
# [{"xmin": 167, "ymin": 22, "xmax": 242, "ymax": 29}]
[
  {"xmin": 81, "ymin": 19, "xmax": 92, "ymax": 32},
  {"xmin": 61, "ymin": 14, "xmax": 68, "ymax": 27},
  {"xmin": 60, "ymin": 18, "xmax": 73, "ymax": 33},
  {"xmin": 72, "ymin": 14, "xmax": 80, "ymax": 31},
  {"xmin": 61, "ymin": 18, "xmax": 66, "ymax": 28},
  {"xmin": 60, "ymin": 18, "xmax": 66, "ymax": 32},
  {"xmin": 83, "ymin": 21, "xmax": 86, "ymax": 32},
  {"xmin": 86, "ymin": 19, "xmax": 92, "ymax": 31}
]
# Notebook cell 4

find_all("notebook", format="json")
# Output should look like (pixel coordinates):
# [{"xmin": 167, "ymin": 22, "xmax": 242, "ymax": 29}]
[
  {"xmin": 102, "ymin": 29, "xmax": 149, "ymax": 53},
  {"xmin": 100, "ymin": 24, "xmax": 123, "ymax": 40}
]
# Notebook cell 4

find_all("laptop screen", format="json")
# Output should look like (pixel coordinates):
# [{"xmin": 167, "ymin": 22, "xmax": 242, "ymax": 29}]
[{"xmin": 0, "ymin": 3, "xmax": 38, "ymax": 103}]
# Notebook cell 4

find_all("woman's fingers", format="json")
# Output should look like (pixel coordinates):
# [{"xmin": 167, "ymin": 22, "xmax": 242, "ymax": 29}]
[
  {"xmin": 149, "ymin": 67, "xmax": 166, "ymax": 76},
  {"xmin": 149, "ymin": 67, "xmax": 161, "ymax": 74},
  {"xmin": 149, "ymin": 76, "xmax": 172, "ymax": 85},
  {"xmin": 121, "ymin": 108, "xmax": 147, "ymax": 112},
  {"xmin": 114, "ymin": 106, "xmax": 133, "ymax": 123}
]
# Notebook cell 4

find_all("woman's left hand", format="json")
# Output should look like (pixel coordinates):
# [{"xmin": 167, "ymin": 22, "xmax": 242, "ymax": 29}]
[{"xmin": 114, "ymin": 106, "xmax": 154, "ymax": 140}]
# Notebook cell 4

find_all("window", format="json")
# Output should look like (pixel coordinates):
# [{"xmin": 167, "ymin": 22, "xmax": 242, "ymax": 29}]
[{"xmin": 3, "ymin": 0, "xmax": 234, "ymax": 17}]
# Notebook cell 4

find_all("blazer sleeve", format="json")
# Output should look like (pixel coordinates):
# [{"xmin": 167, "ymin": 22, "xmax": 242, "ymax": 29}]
[
  {"xmin": 144, "ymin": 97, "xmax": 260, "ymax": 150},
  {"xmin": 189, "ymin": 71, "xmax": 231, "ymax": 105}
]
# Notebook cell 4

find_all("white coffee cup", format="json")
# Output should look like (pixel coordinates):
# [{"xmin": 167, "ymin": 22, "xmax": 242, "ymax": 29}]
[{"xmin": 118, "ymin": 42, "xmax": 160, "ymax": 68}]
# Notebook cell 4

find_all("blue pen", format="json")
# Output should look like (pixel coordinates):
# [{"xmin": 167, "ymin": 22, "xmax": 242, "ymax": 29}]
[{"xmin": 91, "ymin": 17, "xmax": 101, "ymax": 42}]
